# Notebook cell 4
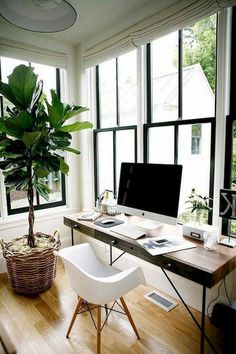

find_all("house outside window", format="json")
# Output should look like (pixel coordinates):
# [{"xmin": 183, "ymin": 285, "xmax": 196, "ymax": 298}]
[
  {"xmin": 92, "ymin": 14, "xmax": 217, "ymax": 225},
  {"xmin": 147, "ymin": 15, "xmax": 216, "ymax": 224}
]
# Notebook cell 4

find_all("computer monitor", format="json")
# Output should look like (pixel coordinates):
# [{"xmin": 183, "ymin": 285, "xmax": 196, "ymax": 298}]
[{"xmin": 117, "ymin": 162, "xmax": 183, "ymax": 225}]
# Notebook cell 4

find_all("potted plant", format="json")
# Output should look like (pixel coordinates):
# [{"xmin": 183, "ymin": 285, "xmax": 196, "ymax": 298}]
[
  {"xmin": 0, "ymin": 64, "xmax": 92, "ymax": 295},
  {"xmin": 186, "ymin": 188, "xmax": 212, "ymax": 225}
]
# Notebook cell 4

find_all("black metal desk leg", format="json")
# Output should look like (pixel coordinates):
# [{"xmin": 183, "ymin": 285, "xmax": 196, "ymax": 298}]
[
  {"xmin": 109, "ymin": 244, "xmax": 113, "ymax": 265},
  {"xmin": 201, "ymin": 286, "xmax": 206, "ymax": 354},
  {"xmin": 71, "ymin": 228, "xmax": 74, "ymax": 246}
]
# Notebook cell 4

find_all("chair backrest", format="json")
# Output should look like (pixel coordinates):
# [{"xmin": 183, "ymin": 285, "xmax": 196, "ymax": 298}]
[
  {"xmin": 57, "ymin": 243, "xmax": 146, "ymax": 304},
  {"xmin": 58, "ymin": 243, "xmax": 110, "ymax": 300}
]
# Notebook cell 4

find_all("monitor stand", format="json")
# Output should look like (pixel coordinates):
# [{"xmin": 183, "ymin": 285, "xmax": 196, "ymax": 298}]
[{"xmin": 219, "ymin": 236, "xmax": 236, "ymax": 248}]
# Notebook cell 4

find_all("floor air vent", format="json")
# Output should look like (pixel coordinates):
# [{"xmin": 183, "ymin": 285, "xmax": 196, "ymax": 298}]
[{"xmin": 144, "ymin": 291, "xmax": 177, "ymax": 312}]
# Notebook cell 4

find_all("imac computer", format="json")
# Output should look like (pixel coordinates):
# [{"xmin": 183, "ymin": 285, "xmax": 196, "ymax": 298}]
[{"xmin": 117, "ymin": 162, "xmax": 183, "ymax": 226}]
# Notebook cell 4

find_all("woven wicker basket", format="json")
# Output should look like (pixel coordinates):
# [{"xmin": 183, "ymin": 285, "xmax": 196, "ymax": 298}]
[{"xmin": 0, "ymin": 230, "xmax": 61, "ymax": 295}]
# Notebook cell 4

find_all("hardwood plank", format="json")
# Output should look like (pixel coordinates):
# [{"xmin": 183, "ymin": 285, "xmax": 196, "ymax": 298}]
[{"xmin": 0, "ymin": 262, "xmax": 225, "ymax": 354}]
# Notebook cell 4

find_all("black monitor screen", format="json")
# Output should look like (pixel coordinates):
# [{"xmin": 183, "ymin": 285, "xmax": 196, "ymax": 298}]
[{"xmin": 117, "ymin": 162, "xmax": 182, "ymax": 223}]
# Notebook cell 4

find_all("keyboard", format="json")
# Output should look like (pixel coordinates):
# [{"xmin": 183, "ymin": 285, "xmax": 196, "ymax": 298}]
[{"xmin": 111, "ymin": 224, "xmax": 146, "ymax": 239}]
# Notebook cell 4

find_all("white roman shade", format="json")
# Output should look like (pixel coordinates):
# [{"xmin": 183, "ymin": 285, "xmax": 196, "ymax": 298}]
[
  {"xmin": 83, "ymin": 0, "xmax": 236, "ymax": 68},
  {"xmin": 0, "ymin": 38, "xmax": 68, "ymax": 68}
]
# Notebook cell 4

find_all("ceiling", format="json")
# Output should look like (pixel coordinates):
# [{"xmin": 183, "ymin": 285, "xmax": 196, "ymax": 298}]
[{"xmin": 0, "ymin": 0, "xmax": 175, "ymax": 46}]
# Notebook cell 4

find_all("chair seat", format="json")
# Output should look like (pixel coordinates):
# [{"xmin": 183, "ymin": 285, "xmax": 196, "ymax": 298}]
[{"xmin": 56, "ymin": 243, "xmax": 146, "ymax": 354}]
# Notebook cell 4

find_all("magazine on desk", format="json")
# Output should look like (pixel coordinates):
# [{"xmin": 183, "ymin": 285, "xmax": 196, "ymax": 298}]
[{"xmin": 137, "ymin": 236, "xmax": 196, "ymax": 256}]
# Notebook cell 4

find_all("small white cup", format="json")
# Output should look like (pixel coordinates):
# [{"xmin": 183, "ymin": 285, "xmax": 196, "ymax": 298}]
[{"xmin": 203, "ymin": 230, "xmax": 219, "ymax": 250}]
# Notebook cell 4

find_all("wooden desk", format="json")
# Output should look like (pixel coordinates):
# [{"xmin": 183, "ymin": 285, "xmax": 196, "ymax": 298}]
[{"xmin": 64, "ymin": 214, "xmax": 236, "ymax": 354}]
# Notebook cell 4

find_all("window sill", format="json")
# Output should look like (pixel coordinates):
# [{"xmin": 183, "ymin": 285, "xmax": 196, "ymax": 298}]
[{"xmin": 0, "ymin": 206, "xmax": 79, "ymax": 231}]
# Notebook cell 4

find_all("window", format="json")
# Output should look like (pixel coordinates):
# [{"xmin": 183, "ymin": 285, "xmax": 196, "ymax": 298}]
[
  {"xmin": 92, "ymin": 14, "xmax": 217, "ymax": 225},
  {"xmin": 0, "ymin": 57, "xmax": 66, "ymax": 215},
  {"xmin": 94, "ymin": 50, "xmax": 138, "ymax": 198},
  {"xmin": 146, "ymin": 14, "xmax": 216, "ymax": 223}
]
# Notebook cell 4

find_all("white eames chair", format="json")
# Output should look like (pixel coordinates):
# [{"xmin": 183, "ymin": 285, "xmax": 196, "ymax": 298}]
[{"xmin": 56, "ymin": 243, "xmax": 146, "ymax": 354}]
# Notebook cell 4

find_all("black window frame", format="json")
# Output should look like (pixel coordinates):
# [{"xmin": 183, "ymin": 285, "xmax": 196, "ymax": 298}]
[
  {"xmin": 0, "ymin": 59, "xmax": 66, "ymax": 215},
  {"xmin": 145, "ymin": 23, "xmax": 217, "ymax": 224},
  {"xmin": 94, "ymin": 59, "xmax": 138, "ymax": 199},
  {"xmin": 223, "ymin": 7, "xmax": 236, "ymax": 234}
]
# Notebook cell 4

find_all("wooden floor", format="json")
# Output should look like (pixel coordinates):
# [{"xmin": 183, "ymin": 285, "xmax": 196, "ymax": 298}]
[{"xmin": 0, "ymin": 261, "xmax": 224, "ymax": 354}]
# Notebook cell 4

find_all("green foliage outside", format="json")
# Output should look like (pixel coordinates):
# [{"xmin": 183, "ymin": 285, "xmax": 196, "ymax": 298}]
[{"xmin": 183, "ymin": 15, "xmax": 216, "ymax": 91}]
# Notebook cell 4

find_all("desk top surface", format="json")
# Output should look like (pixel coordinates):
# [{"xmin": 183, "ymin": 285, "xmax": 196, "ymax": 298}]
[{"xmin": 64, "ymin": 214, "xmax": 236, "ymax": 288}]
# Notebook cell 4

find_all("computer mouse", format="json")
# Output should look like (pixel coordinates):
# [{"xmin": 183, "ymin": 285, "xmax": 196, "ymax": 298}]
[{"xmin": 101, "ymin": 219, "xmax": 115, "ymax": 224}]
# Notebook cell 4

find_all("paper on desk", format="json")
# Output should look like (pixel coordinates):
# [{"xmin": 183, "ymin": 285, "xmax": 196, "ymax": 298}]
[{"xmin": 137, "ymin": 236, "xmax": 196, "ymax": 256}]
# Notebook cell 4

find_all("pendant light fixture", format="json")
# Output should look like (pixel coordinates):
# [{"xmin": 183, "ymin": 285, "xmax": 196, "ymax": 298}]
[{"xmin": 0, "ymin": 0, "xmax": 77, "ymax": 33}]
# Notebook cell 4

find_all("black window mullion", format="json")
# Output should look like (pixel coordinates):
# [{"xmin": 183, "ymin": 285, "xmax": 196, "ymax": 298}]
[
  {"xmin": 208, "ymin": 120, "xmax": 216, "ymax": 225},
  {"xmin": 56, "ymin": 68, "xmax": 61, "ymax": 99},
  {"xmin": 116, "ymin": 58, "xmax": 120, "ymax": 126},
  {"xmin": 174, "ymin": 124, "xmax": 178, "ymax": 164},
  {"xmin": 134, "ymin": 127, "xmax": 138, "ymax": 162},
  {"xmin": 113, "ymin": 130, "xmax": 117, "ymax": 195},
  {"xmin": 95, "ymin": 65, "xmax": 100, "ymax": 129},
  {"xmin": 36, "ymin": 191, "xmax": 40, "ymax": 205},
  {"xmin": 146, "ymin": 43, "xmax": 152, "ymax": 124},
  {"xmin": 178, "ymin": 30, "xmax": 183, "ymax": 120},
  {"xmin": 224, "ymin": 115, "xmax": 234, "ymax": 189},
  {"xmin": 222, "ymin": 8, "xmax": 236, "ymax": 234},
  {"xmin": 93, "ymin": 130, "xmax": 99, "ymax": 200}
]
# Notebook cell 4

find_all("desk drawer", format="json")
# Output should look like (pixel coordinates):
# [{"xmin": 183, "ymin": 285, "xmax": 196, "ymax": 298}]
[{"xmin": 95, "ymin": 231, "xmax": 141, "ymax": 256}]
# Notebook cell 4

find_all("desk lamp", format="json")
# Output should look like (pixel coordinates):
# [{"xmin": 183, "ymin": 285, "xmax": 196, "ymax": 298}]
[{"xmin": 219, "ymin": 189, "xmax": 236, "ymax": 247}]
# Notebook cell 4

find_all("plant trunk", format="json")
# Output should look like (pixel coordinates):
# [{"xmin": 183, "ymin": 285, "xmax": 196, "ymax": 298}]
[{"xmin": 27, "ymin": 161, "xmax": 35, "ymax": 247}]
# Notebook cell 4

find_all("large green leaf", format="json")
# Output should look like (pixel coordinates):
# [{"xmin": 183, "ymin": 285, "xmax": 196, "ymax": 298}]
[
  {"xmin": 22, "ymin": 131, "xmax": 41, "ymax": 146},
  {"xmin": 59, "ymin": 158, "xmax": 69, "ymax": 174},
  {"xmin": 61, "ymin": 146, "xmax": 81, "ymax": 155},
  {"xmin": 0, "ymin": 82, "xmax": 21, "ymax": 108},
  {"xmin": 4, "ymin": 171, "xmax": 29, "ymax": 191},
  {"xmin": 58, "ymin": 121, "xmax": 93, "ymax": 132},
  {"xmin": 36, "ymin": 155, "xmax": 61, "ymax": 172},
  {"xmin": 0, "ymin": 119, "xmax": 23, "ymax": 139},
  {"xmin": 8, "ymin": 65, "xmax": 37, "ymax": 109},
  {"xmin": 34, "ymin": 168, "xmax": 49, "ymax": 178},
  {"xmin": 62, "ymin": 106, "xmax": 89, "ymax": 122},
  {"xmin": 50, "ymin": 131, "xmax": 71, "ymax": 148},
  {"xmin": 46, "ymin": 90, "xmax": 64, "ymax": 128},
  {"xmin": 4, "ymin": 112, "xmax": 34, "ymax": 131},
  {"xmin": 33, "ymin": 180, "xmax": 50, "ymax": 201}
]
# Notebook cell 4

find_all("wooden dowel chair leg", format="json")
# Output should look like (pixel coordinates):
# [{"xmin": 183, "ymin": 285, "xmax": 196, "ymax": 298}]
[
  {"xmin": 97, "ymin": 305, "xmax": 101, "ymax": 354},
  {"xmin": 120, "ymin": 297, "xmax": 140, "ymax": 339},
  {"xmin": 66, "ymin": 297, "xmax": 84, "ymax": 338},
  {"xmin": 105, "ymin": 304, "xmax": 108, "ymax": 317}
]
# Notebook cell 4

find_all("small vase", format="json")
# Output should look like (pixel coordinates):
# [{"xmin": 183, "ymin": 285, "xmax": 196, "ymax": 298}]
[{"xmin": 193, "ymin": 209, "xmax": 204, "ymax": 225}]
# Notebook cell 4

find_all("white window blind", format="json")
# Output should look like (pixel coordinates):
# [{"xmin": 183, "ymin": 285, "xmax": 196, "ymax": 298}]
[
  {"xmin": 0, "ymin": 38, "xmax": 68, "ymax": 68},
  {"xmin": 83, "ymin": 0, "xmax": 236, "ymax": 68}
]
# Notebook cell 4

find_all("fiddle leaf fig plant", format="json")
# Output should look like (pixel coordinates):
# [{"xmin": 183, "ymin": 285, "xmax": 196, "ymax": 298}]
[{"xmin": 0, "ymin": 64, "xmax": 92, "ymax": 247}]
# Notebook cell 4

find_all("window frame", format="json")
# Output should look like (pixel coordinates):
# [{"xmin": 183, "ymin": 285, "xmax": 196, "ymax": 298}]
[
  {"xmin": 223, "ymin": 9, "xmax": 236, "ymax": 234},
  {"xmin": 0, "ymin": 59, "xmax": 66, "ymax": 215},
  {"xmin": 94, "ymin": 56, "xmax": 138, "ymax": 199},
  {"xmin": 145, "ymin": 23, "xmax": 217, "ymax": 224}
]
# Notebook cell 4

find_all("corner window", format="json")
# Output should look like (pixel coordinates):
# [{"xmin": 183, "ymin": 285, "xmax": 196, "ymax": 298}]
[
  {"xmin": 146, "ymin": 14, "xmax": 216, "ymax": 224},
  {"xmin": 0, "ymin": 56, "xmax": 66, "ymax": 215},
  {"xmin": 94, "ymin": 50, "xmax": 138, "ymax": 199}
]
